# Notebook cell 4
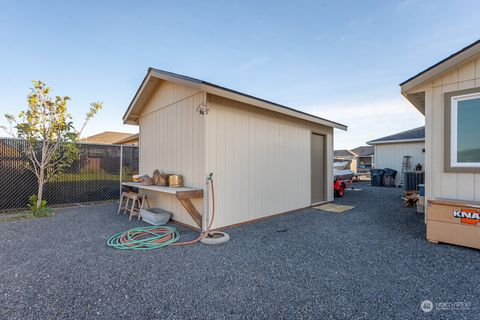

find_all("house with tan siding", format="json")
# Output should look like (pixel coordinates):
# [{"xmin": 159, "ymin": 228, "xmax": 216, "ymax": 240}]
[{"xmin": 401, "ymin": 40, "xmax": 480, "ymax": 249}]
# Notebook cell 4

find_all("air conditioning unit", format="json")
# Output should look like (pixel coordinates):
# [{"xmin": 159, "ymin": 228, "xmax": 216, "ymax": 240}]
[{"xmin": 403, "ymin": 171, "xmax": 425, "ymax": 191}]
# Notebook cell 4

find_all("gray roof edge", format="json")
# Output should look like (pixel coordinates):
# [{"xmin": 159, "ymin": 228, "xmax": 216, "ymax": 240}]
[
  {"xmin": 128, "ymin": 68, "xmax": 348, "ymax": 130},
  {"xmin": 367, "ymin": 126, "xmax": 425, "ymax": 144}
]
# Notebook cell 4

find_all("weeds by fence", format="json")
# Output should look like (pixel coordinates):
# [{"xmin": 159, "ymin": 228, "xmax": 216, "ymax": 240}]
[{"xmin": 0, "ymin": 138, "xmax": 138, "ymax": 211}]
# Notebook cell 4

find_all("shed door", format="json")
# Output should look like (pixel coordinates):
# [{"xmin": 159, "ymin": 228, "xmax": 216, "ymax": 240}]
[{"xmin": 311, "ymin": 133, "xmax": 326, "ymax": 204}]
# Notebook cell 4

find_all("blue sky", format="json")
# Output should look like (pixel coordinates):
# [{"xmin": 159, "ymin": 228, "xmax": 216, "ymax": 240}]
[{"xmin": 0, "ymin": 0, "xmax": 479, "ymax": 149}]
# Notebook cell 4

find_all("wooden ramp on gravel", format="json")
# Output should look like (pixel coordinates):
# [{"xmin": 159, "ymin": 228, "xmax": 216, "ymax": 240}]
[{"xmin": 313, "ymin": 203, "xmax": 355, "ymax": 213}]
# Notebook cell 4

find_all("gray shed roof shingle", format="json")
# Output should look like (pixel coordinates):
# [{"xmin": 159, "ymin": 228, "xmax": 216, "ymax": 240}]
[{"xmin": 367, "ymin": 126, "xmax": 425, "ymax": 145}]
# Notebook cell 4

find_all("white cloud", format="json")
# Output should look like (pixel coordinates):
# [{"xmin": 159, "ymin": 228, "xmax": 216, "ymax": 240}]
[{"xmin": 302, "ymin": 97, "xmax": 425, "ymax": 149}]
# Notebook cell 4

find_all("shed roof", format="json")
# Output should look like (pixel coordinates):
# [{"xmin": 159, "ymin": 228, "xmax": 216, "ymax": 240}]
[
  {"xmin": 367, "ymin": 126, "xmax": 425, "ymax": 145},
  {"xmin": 123, "ymin": 68, "xmax": 347, "ymax": 130},
  {"xmin": 351, "ymin": 145, "xmax": 374, "ymax": 157}
]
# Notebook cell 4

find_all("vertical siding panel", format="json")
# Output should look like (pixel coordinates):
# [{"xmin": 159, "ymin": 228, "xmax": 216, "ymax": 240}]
[
  {"xmin": 237, "ymin": 105, "xmax": 247, "ymax": 217},
  {"xmin": 249, "ymin": 109, "xmax": 257, "ymax": 220},
  {"xmin": 139, "ymin": 92, "xmax": 205, "ymax": 227},
  {"xmin": 253, "ymin": 115, "xmax": 260, "ymax": 218},
  {"xmin": 475, "ymin": 78, "xmax": 480, "ymax": 201},
  {"xmin": 431, "ymin": 85, "xmax": 443, "ymax": 198},
  {"xmin": 216, "ymin": 103, "xmax": 227, "ymax": 227},
  {"xmin": 374, "ymin": 142, "xmax": 425, "ymax": 182},
  {"xmin": 255, "ymin": 113, "xmax": 262, "ymax": 217},
  {"xmin": 225, "ymin": 103, "xmax": 235, "ymax": 227},
  {"xmin": 423, "ymin": 87, "xmax": 433, "ymax": 209},
  {"xmin": 263, "ymin": 115, "xmax": 270, "ymax": 213},
  {"xmin": 276, "ymin": 121, "xmax": 280, "ymax": 209},
  {"xmin": 303, "ymin": 127, "xmax": 310, "ymax": 204},
  {"xmin": 440, "ymin": 73, "xmax": 459, "ymax": 199},
  {"xmin": 211, "ymin": 102, "xmax": 220, "ymax": 226},
  {"xmin": 279, "ymin": 121, "xmax": 286, "ymax": 209},
  {"xmin": 241, "ymin": 107, "xmax": 249, "ymax": 219},
  {"xmin": 458, "ymin": 60, "xmax": 476, "ymax": 82},
  {"xmin": 326, "ymin": 129, "xmax": 333, "ymax": 200},
  {"xmin": 204, "ymin": 95, "xmax": 332, "ymax": 228}
]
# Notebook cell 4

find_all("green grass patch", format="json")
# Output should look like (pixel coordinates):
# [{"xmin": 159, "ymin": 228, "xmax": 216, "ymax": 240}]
[
  {"xmin": 0, "ymin": 208, "xmax": 55, "ymax": 223},
  {"xmin": 50, "ymin": 173, "xmax": 121, "ymax": 182}
]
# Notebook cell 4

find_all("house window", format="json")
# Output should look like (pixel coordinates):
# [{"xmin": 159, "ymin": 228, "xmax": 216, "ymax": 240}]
[{"xmin": 445, "ymin": 89, "xmax": 480, "ymax": 172}]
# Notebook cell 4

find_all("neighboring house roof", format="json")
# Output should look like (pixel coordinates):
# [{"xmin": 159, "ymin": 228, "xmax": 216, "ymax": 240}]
[
  {"xmin": 334, "ymin": 149, "xmax": 357, "ymax": 158},
  {"xmin": 367, "ymin": 126, "xmax": 425, "ymax": 145},
  {"xmin": 400, "ymin": 39, "xmax": 480, "ymax": 113},
  {"xmin": 114, "ymin": 133, "xmax": 139, "ymax": 145},
  {"xmin": 351, "ymin": 146, "xmax": 374, "ymax": 157},
  {"xmin": 123, "ymin": 68, "xmax": 347, "ymax": 130},
  {"xmin": 0, "ymin": 140, "xmax": 22, "ymax": 158},
  {"xmin": 80, "ymin": 131, "xmax": 135, "ymax": 144}
]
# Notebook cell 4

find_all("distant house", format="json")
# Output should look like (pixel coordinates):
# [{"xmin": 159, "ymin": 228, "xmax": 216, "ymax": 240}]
[
  {"xmin": 113, "ymin": 133, "xmax": 139, "ymax": 146},
  {"xmin": 367, "ymin": 126, "xmax": 425, "ymax": 179},
  {"xmin": 0, "ymin": 139, "xmax": 23, "ymax": 171},
  {"xmin": 334, "ymin": 149, "xmax": 356, "ymax": 160},
  {"xmin": 351, "ymin": 146, "xmax": 374, "ymax": 173},
  {"xmin": 333, "ymin": 149, "xmax": 357, "ymax": 172},
  {"xmin": 334, "ymin": 146, "xmax": 374, "ymax": 173},
  {"xmin": 80, "ymin": 131, "xmax": 138, "ymax": 145}
]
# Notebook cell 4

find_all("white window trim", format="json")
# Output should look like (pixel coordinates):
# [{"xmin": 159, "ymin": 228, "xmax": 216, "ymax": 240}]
[{"xmin": 450, "ymin": 92, "xmax": 480, "ymax": 168}]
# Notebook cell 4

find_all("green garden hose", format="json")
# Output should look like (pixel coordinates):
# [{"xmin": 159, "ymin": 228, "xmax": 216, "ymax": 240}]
[
  {"xmin": 106, "ymin": 225, "xmax": 180, "ymax": 250},
  {"xmin": 107, "ymin": 174, "xmax": 228, "ymax": 249}
]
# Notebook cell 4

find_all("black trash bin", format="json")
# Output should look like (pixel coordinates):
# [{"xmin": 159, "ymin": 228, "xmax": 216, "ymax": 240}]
[
  {"xmin": 383, "ymin": 168, "xmax": 398, "ymax": 187},
  {"xmin": 370, "ymin": 169, "xmax": 385, "ymax": 186}
]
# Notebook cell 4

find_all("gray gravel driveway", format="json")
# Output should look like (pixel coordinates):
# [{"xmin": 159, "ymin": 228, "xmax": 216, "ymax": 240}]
[{"xmin": 0, "ymin": 183, "xmax": 478, "ymax": 319}]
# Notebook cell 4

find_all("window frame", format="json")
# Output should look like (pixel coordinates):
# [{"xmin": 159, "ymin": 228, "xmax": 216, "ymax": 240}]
[{"xmin": 444, "ymin": 88, "xmax": 480, "ymax": 173}]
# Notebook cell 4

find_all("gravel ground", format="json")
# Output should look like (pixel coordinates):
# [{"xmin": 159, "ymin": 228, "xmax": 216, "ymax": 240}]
[{"xmin": 0, "ymin": 182, "xmax": 479, "ymax": 319}]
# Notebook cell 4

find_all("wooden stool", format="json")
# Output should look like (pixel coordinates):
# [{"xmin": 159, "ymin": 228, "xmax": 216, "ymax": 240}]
[
  {"xmin": 118, "ymin": 191, "xmax": 139, "ymax": 215},
  {"xmin": 129, "ymin": 194, "xmax": 150, "ymax": 221},
  {"xmin": 118, "ymin": 192, "xmax": 150, "ymax": 221}
]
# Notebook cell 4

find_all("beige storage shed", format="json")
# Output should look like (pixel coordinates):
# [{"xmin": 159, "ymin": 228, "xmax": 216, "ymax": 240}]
[
  {"xmin": 401, "ymin": 40, "xmax": 480, "ymax": 249},
  {"xmin": 123, "ymin": 69, "xmax": 347, "ymax": 229}
]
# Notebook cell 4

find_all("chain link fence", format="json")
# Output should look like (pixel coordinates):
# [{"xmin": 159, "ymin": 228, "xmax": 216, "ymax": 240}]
[{"xmin": 0, "ymin": 138, "xmax": 138, "ymax": 212}]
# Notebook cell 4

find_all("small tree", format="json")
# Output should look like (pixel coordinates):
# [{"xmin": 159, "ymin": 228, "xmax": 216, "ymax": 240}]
[{"xmin": 1, "ymin": 81, "xmax": 102, "ymax": 210}]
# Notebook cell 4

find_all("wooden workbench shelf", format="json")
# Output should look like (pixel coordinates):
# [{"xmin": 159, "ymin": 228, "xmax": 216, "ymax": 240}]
[{"xmin": 122, "ymin": 182, "xmax": 204, "ymax": 228}]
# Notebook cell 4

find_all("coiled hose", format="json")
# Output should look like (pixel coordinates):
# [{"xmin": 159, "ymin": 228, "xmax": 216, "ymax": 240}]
[
  {"xmin": 106, "ymin": 226, "xmax": 180, "ymax": 250},
  {"xmin": 106, "ymin": 175, "xmax": 215, "ymax": 250}
]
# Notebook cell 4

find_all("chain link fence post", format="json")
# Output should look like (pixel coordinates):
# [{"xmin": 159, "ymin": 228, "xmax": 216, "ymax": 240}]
[{"xmin": 119, "ymin": 145, "xmax": 123, "ymax": 199}]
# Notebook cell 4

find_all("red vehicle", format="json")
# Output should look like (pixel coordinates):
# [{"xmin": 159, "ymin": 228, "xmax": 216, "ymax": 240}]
[
  {"xmin": 334, "ymin": 177, "xmax": 353, "ymax": 197},
  {"xmin": 333, "ymin": 163, "xmax": 355, "ymax": 197}
]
